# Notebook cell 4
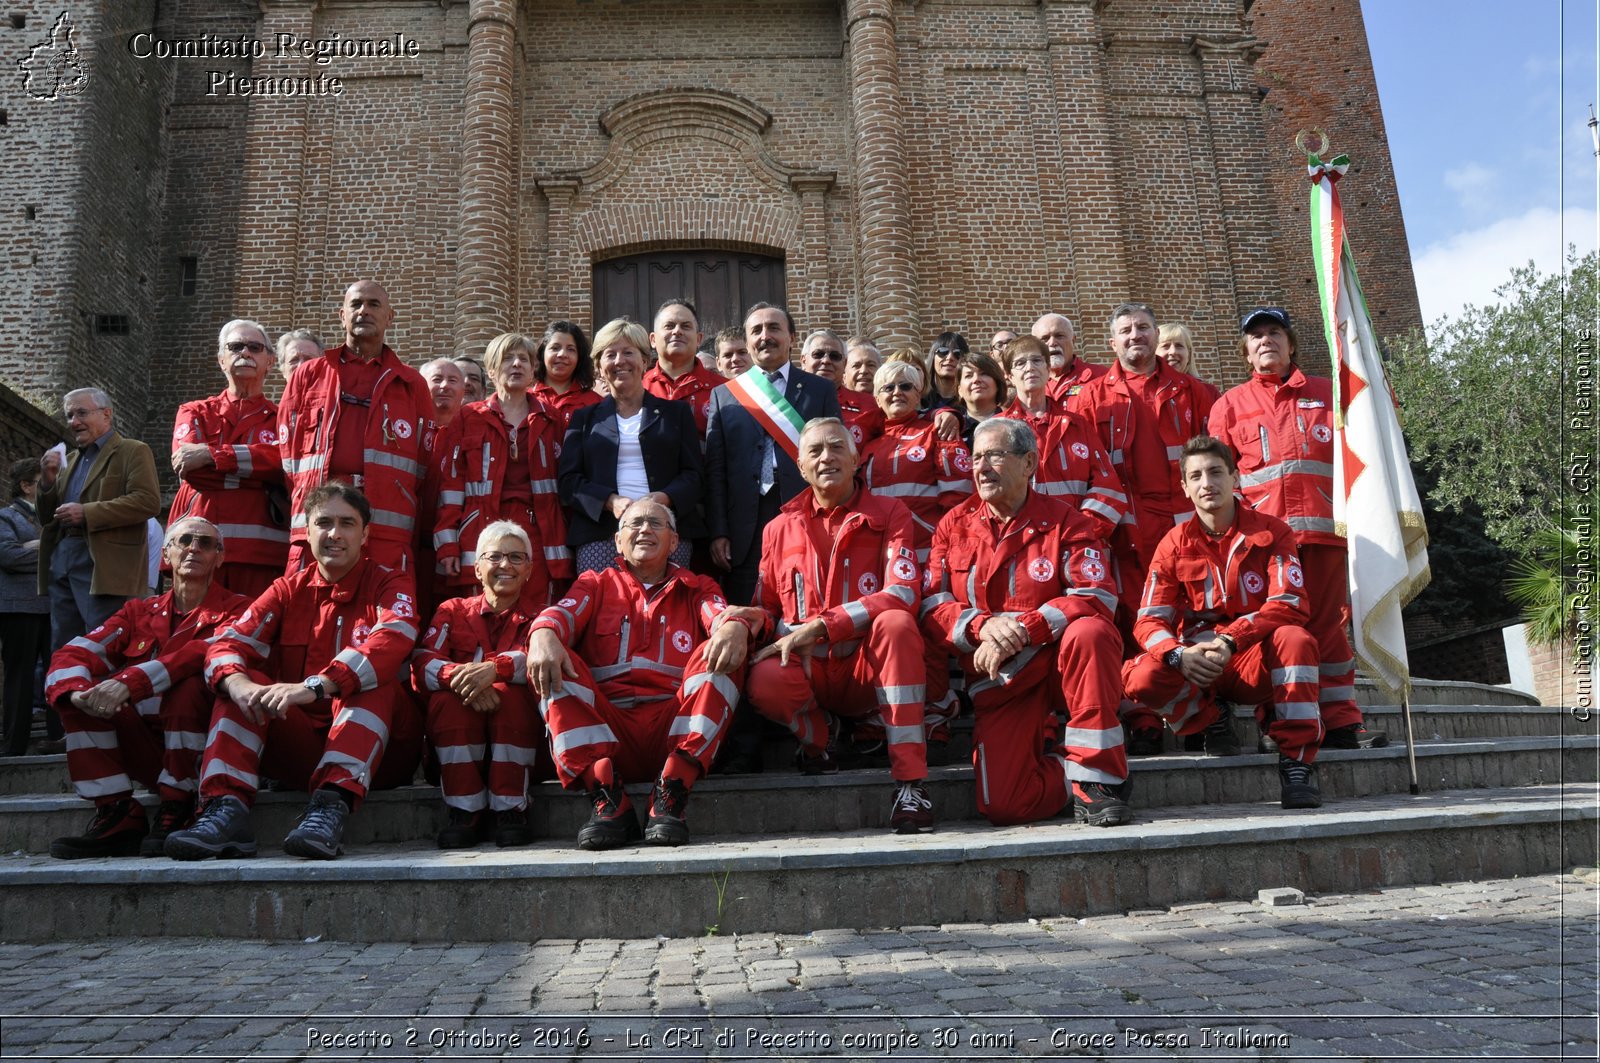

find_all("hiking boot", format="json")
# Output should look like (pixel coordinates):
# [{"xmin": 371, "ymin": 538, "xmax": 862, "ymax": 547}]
[
  {"xmin": 1322, "ymin": 723, "xmax": 1389, "ymax": 750},
  {"xmin": 1203, "ymin": 704, "xmax": 1242, "ymax": 757},
  {"xmin": 50, "ymin": 798, "xmax": 147, "ymax": 859},
  {"xmin": 282, "ymin": 788, "xmax": 349, "ymax": 859},
  {"xmin": 889, "ymin": 780, "xmax": 935, "ymax": 834},
  {"xmin": 1126, "ymin": 728, "xmax": 1164, "ymax": 756},
  {"xmin": 139, "ymin": 798, "xmax": 194, "ymax": 857},
  {"xmin": 577, "ymin": 777, "xmax": 640, "ymax": 851},
  {"xmin": 1279, "ymin": 755, "xmax": 1323, "ymax": 809},
  {"xmin": 494, "ymin": 809, "xmax": 532, "ymax": 848},
  {"xmin": 1072, "ymin": 780, "xmax": 1134, "ymax": 827},
  {"xmin": 164, "ymin": 795, "xmax": 256, "ymax": 860},
  {"xmin": 795, "ymin": 744, "xmax": 839, "ymax": 776},
  {"xmin": 436, "ymin": 807, "xmax": 484, "ymax": 850},
  {"xmin": 644, "ymin": 775, "xmax": 691, "ymax": 847}
]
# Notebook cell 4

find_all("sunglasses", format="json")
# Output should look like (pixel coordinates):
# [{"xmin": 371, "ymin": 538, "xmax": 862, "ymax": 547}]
[
  {"xmin": 225, "ymin": 341, "xmax": 268, "ymax": 354},
  {"xmin": 172, "ymin": 532, "xmax": 218, "ymax": 550},
  {"xmin": 878, "ymin": 382, "xmax": 918, "ymax": 394}
]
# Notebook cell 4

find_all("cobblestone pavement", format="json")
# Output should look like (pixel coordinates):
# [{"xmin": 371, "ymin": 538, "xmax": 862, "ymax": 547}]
[{"xmin": 0, "ymin": 874, "xmax": 1594, "ymax": 1062}]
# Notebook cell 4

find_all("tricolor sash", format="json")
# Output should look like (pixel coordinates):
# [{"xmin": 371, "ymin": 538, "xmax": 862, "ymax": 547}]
[{"xmin": 725, "ymin": 367, "xmax": 806, "ymax": 463}]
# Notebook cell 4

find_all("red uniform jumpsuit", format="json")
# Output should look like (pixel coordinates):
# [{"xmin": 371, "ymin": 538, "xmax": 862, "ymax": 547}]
[
  {"xmin": 837, "ymin": 386, "xmax": 886, "ymax": 449},
  {"xmin": 532, "ymin": 383, "xmax": 603, "ymax": 435},
  {"xmin": 747, "ymin": 488, "xmax": 928, "ymax": 780},
  {"xmin": 531, "ymin": 563, "xmax": 754, "ymax": 791},
  {"xmin": 1045, "ymin": 356, "xmax": 1108, "ymax": 405},
  {"xmin": 168, "ymin": 391, "xmax": 288, "ymax": 597},
  {"xmin": 412, "ymin": 594, "xmax": 543, "ymax": 813},
  {"xmin": 433, "ymin": 395, "xmax": 571, "ymax": 607},
  {"xmin": 200, "ymin": 558, "xmax": 424, "ymax": 807},
  {"xmin": 48, "ymin": 582, "xmax": 250, "ymax": 806},
  {"xmin": 923, "ymin": 491, "xmax": 1125, "ymax": 825},
  {"xmin": 277, "ymin": 345, "xmax": 434, "ymax": 574},
  {"xmin": 1122, "ymin": 507, "xmax": 1324, "ymax": 763},
  {"xmin": 643, "ymin": 363, "xmax": 725, "ymax": 438},
  {"xmin": 1027, "ymin": 409, "xmax": 1130, "ymax": 541},
  {"xmin": 1208, "ymin": 368, "xmax": 1358, "ymax": 730}
]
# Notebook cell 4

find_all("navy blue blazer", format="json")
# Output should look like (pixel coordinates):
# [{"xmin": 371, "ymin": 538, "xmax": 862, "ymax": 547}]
[
  {"xmin": 558, "ymin": 392, "xmax": 705, "ymax": 547},
  {"xmin": 704, "ymin": 365, "xmax": 841, "ymax": 567}
]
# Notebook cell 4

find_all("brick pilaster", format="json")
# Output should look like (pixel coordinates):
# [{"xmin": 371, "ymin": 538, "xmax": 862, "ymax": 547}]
[{"xmin": 455, "ymin": 0, "xmax": 518, "ymax": 358}]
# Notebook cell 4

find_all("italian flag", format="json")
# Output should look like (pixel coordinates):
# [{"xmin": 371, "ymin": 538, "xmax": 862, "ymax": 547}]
[{"xmin": 725, "ymin": 366, "xmax": 806, "ymax": 463}]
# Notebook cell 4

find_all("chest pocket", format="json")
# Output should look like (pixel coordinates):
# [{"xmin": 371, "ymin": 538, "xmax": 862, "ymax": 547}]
[
  {"xmin": 945, "ymin": 542, "xmax": 982, "ymax": 599},
  {"xmin": 126, "ymin": 635, "xmax": 156, "ymax": 664},
  {"xmin": 276, "ymin": 620, "xmax": 310, "ymax": 683},
  {"xmin": 1173, "ymin": 557, "xmax": 1219, "ymax": 610}
]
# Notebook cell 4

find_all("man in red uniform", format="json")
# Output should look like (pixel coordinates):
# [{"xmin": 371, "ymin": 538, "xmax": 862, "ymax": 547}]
[
  {"xmin": 46, "ymin": 517, "xmax": 251, "ymax": 858},
  {"xmin": 746, "ymin": 417, "xmax": 933, "ymax": 832},
  {"xmin": 1033, "ymin": 313, "xmax": 1107, "ymax": 406},
  {"xmin": 168, "ymin": 320, "xmax": 289, "ymax": 598},
  {"xmin": 923, "ymin": 418, "xmax": 1129, "ymax": 826},
  {"xmin": 165, "ymin": 483, "xmax": 424, "ymax": 860},
  {"xmin": 1207, "ymin": 307, "xmax": 1383, "ymax": 750},
  {"xmin": 1122, "ymin": 436, "xmax": 1325, "ymax": 808},
  {"xmin": 277, "ymin": 279, "xmax": 433, "ymax": 574},
  {"xmin": 413, "ymin": 520, "xmax": 543, "ymax": 849},
  {"xmin": 642, "ymin": 299, "xmax": 724, "ymax": 438},
  {"xmin": 528, "ymin": 499, "xmax": 757, "ymax": 850}
]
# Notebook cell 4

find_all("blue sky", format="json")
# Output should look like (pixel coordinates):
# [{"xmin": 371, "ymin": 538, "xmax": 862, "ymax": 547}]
[{"xmin": 1364, "ymin": 0, "xmax": 1597, "ymax": 330}]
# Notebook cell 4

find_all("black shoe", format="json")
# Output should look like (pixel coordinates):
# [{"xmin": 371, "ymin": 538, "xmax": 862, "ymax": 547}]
[
  {"xmin": 925, "ymin": 737, "xmax": 953, "ymax": 767},
  {"xmin": 140, "ymin": 798, "xmax": 194, "ymax": 857},
  {"xmin": 1072, "ymin": 780, "xmax": 1134, "ymax": 827},
  {"xmin": 50, "ymin": 799, "xmax": 147, "ymax": 859},
  {"xmin": 1203, "ymin": 704, "xmax": 1242, "ymax": 757},
  {"xmin": 1126, "ymin": 728, "xmax": 1164, "ymax": 756},
  {"xmin": 494, "ymin": 809, "xmax": 532, "ymax": 848},
  {"xmin": 840, "ymin": 737, "xmax": 888, "ymax": 769},
  {"xmin": 889, "ymin": 780, "xmax": 935, "ymax": 834},
  {"xmin": 715, "ymin": 746, "xmax": 764, "ymax": 775},
  {"xmin": 436, "ymin": 807, "xmax": 484, "ymax": 850},
  {"xmin": 795, "ymin": 745, "xmax": 839, "ymax": 775},
  {"xmin": 283, "ymin": 788, "xmax": 348, "ymax": 859},
  {"xmin": 165, "ymin": 795, "xmax": 256, "ymax": 860},
  {"xmin": 577, "ymin": 778, "xmax": 641, "ymax": 850},
  {"xmin": 1279, "ymin": 755, "xmax": 1323, "ymax": 809},
  {"xmin": 1182, "ymin": 732, "xmax": 1205, "ymax": 752},
  {"xmin": 644, "ymin": 775, "xmax": 691, "ymax": 847},
  {"xmin": 1322, "ymin": 723, "xmax": 1390, "ymax": 749}
]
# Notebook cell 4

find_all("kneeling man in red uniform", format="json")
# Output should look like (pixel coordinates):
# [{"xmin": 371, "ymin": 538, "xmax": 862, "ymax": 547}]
[{"xmin": 1121, "ymin": 435, "xmax": 1325, "ymax": 808}]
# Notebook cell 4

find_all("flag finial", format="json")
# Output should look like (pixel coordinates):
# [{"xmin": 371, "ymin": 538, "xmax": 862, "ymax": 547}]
[{"xmin": 1294, "ymin": 128, "xmax": 1329, "ymax": 156}]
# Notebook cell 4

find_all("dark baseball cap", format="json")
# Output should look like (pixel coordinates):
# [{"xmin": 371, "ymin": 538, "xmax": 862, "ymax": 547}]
[{"xmin": 1240, "ymin": 307, "xmax": 1291, "ymax": 333}]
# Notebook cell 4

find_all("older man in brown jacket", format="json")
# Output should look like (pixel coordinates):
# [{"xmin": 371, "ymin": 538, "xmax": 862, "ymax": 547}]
[{"xmin": 37, "ymin": 387, "xmax": 161, "ymax": 652}]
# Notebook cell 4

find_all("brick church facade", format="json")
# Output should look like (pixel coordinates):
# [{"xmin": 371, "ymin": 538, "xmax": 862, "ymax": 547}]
[{"xmin": 1, "ymin": 0, "xmax": 1421, "ymax": 453}]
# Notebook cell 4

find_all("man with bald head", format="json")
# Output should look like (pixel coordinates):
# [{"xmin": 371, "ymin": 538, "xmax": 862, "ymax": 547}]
[
  {"xmin": 276, "ymin": 279, "xmax": 434, "ymax": 574},
  {"xmin": 1033, "ymin": 313, "xmax": 1105, "ymax": 405}
]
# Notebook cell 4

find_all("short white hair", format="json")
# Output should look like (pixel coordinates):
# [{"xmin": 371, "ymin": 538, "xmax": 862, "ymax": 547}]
[
  {"xmin": 477, "ymin": 520, "xmax": 533, "ymax": 556},
  {"xmin": 63, "ymin": 387, "xmax": 111, "ymax": 411},
  {"xmin": 218, "ymin": 318, "xmax": 272, "ymax": 351}
]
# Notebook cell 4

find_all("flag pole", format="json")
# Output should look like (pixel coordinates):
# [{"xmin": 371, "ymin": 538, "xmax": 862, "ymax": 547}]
[{"xmin": 1401, "ymin": 695, "xmax": 1420, "ymax": 795}]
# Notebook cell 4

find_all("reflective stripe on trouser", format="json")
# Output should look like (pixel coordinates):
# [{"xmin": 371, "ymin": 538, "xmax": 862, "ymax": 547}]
[
  {"xmin": 745, "ymin": 610, "xmax": 927, "ymax": 782},
  {"xmin": 849, "ymin": 636, "xmax": 955, "ymax": 745},
  {"xmin": 1122, "ymin": 623, "xmax": 1324, "ymax": 764},
  {"xmin": 426, "ymin": 686, "xmax": 543, "ymax": 812},
  {"xmin": 57, "ymin": 674, "xmax": 212, "ymax": 804},
  {"xmin": 539, "ymin": 646, "xmax": 740, "ymax": 790},
  {"xmin": 1300, "ymin": 543, "xmax": 1361, "ymax": 730},
  {"xmin": 962, "ymin": 615, "xmax": 1126, "ymax": 825},
  {"xmin": 197, "ymin": 683, "xmax": 402, "ymax": 807}
]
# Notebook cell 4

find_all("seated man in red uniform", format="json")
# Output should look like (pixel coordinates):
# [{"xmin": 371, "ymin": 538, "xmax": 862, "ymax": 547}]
[
  {"xmin": 527, "ymin": 499, "xmax": 757, "ymax": 850},
  {"xmin": 413, "ymin": 520, "xmax": 543, "ymax": 849},
  {"xmin": 923, "ymin": 418, "xmax": 1129, "ymax": 826},
  {"xmin": 1122, "ymin": 435, "xmax": 1325, "ymax": 808},
  {"xmin": 46, "ymin": 517, "xmax": 251, "ymax": 858},
  {"xmin": 745, "ymin": 417, "xmax": 933, "ymax": 833},
  {"xmin": 165, "ymin": 482, "xmax": 424, "ymax": 860}
]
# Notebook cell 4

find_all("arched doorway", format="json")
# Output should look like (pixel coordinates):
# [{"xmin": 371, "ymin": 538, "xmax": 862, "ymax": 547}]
[{"xmin": 592, "ymin": 249, "xmax": 786, "ymax": 341}]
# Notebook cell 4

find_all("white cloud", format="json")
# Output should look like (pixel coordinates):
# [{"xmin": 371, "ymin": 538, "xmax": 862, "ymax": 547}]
[
  {"xmin": 1442, "ymin": 162, "xmax": 1498, "ymax": 212},
  {"xmin": 1411, "ymin": 205, "xmax": 1598, "ymax": 333}
]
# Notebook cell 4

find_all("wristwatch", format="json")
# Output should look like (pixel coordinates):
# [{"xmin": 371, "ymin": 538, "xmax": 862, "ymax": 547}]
[
  {"xmin": 303, "ymin": 675, "xmax": 330, "ymax": 700},
  {"xmin": 1163, "ymin": 647, "xmax": 1184, "ymax": 669},
  {"xmin": 1216, "ymin": 633, "xmax": 1238, "ymax": 654}
]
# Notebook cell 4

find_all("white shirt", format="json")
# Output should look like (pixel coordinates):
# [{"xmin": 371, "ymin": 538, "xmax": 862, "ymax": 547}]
[{"xmin": 615, "ymin": 410, "xmax": 650, "ymax": 501}]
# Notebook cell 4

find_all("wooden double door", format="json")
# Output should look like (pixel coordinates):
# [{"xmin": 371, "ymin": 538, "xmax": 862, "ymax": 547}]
[{"xmin": 592, "ymin": 250, "xmax": 786, "ymax": 342}]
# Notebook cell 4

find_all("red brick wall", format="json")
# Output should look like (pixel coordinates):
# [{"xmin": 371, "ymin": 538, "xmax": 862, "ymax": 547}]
[{"xmin": 1526, "ymin": 636, "xmax": 1595, "ymax": 710}]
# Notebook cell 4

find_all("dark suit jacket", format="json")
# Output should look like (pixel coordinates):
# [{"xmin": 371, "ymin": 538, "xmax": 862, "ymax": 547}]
[
  {"xmin": 704, "ymin": 365, "xmax": 842, "ymax": 567},
  {"xmin": 37, "ymin": 431, "xmax": 161, "ymax": 598},
  {"xmin": 559, "ymin": 392, "xmax": 705, "ymax": 547}
]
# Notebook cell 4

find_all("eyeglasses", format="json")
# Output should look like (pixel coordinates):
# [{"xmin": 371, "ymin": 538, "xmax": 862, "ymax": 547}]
[
  {"xmin": 225, "ymin": 340, "xmax": 268, "ymax": 354},
  {"xmin": 64, "ymin": 407, "xmax": 104, "ymax": 421},
  {"xmin": 809, "ymin": 349, "xmax": 844, "ymax": 362},
  {"xmin": 971, "ymin": 449, "xmax": 1025, "ymax": 467},
  {"xmin": 172, "ymin": 532, "xmax": 218, "ymax": 550},
  {"xmin": 878, "ymin": 382, "xmax": 918, "ymax": 394},
  {"xmin": 620, "ymin": 517, "xmax": 669, "ymax": 532},
  {"xmin": 480, "ymin": 551, "xmax": 530, "ymax": 566}
]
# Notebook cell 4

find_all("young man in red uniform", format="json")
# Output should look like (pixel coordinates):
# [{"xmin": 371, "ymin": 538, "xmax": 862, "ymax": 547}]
[
  {"xmin": 527, "ymin": 499, "xmax": 758, "ymax": 850},
  {"xmin": 167, "ymin": 319, "xmax": 288, "ymax": 597},
  {"xmin": 746, "ymin": 417, "xmax": 934, "ymax": 832},
  {"xmin": 642, "ymin": 299, "xmax": 725, "ymax": 438},
  {"xmin": 923, "ymin": 418, "xmax": 1129, "ymax": 827},
  {"xmin": 166, "ymin": 483, "xmax": 424, "ymax": 860},
  {"xmin": 1122, "ymin": 436, "xmax": 1326, "ymax": 808},
  {"xmin": 1207, "ymin": 307, "xmax": 1383, "ymax": 750},
  {"xmin": 47, "ymin": 517, "xmax": 251, "ymax": 858}
]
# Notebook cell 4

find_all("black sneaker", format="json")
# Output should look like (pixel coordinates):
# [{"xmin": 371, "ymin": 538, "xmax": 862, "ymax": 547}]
[
  {"xmin": 1203, "ymin": 704, "xmax": 1242, "ymax": 757},
  {"xmin": 644, "ymin": 776, "xmax": 691, "ymax": 847},
  {"xmin": 1072, "ymin": 780, "xmax": 1134, "ymax": 827},
  {"xmin": 795, "ymin": 745, "xmax": 839, "ymax": 775},
  {"xmin": 436, "ymin": 807, "xmax": 483, "ymax": 850},
  {"xmin": 50, "ymin": 798, "xmax": 147, "ymax": 859},
  {"xmin": 165, "ymin": 795, "xmax": 256, "ymax": 860},
  {"xmin": 1126, "ymin": 728, "xmax": 1164, "ymax": 756},
  {"xmin": 283, "ymin": 788, "xmax": 348, "ymax": 859},
  {"xmin": 889, "ymin": 780, "xmax": 935, "ymax": 834},
  {"xmin": 1322, "ymin": 723, "xmax": 1390, "ymax": 750},
  {"xmin": 577, "ymin": 778, "xmax": 641, "ymax": 850},
  {"xmin": 140, "ymin": 798, "xmax": 194, "ymax": 857},
  {"xmin": 495, "ymin": 809, "xmax": 532, "ymax": 848},
  {"xmin": 1279, "ymin": 755, "xmax": 1323, "ymax": 809}
]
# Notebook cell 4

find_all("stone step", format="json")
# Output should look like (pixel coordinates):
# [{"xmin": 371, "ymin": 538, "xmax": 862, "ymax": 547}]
[
  {"xmin": 0, "ymin": 783, "xmax": 1590, "ymax": 942},
  {"xmin": 9, "ymin": 735, "xmax": 1595, "ymax": 854}
]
